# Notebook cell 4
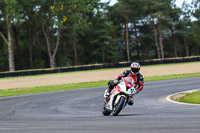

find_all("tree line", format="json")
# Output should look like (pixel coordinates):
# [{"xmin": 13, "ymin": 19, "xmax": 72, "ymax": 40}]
[{"xmin": 0, "ymin": 0, "xmax": 200, "ymax": 72}]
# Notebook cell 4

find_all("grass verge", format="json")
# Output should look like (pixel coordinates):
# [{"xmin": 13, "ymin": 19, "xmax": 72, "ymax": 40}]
[
  {"xmin": 0, "ymin": 81, "xmax": 107, "ymax": 97},
  {"xmin": 0, "ymin": 73, "xmax": 200, "ymax": 97},
  {"xmin": 178, "ymin": 91, "xmax": 200, "ymax": 104}
]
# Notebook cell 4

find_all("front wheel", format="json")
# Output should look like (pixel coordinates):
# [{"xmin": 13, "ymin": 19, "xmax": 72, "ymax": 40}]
[
  {"xmin": 112, "ymin": 96, "xmax": 126, "ymax": 116},
  {"xmin": 102, "ymin": 103, "xmax": 111, "ymax": 116}
]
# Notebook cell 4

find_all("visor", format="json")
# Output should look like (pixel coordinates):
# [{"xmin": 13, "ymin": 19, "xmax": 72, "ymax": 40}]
[{"xmin": 131, "ymin": 67, "xmax": 139, "ymax": 73}]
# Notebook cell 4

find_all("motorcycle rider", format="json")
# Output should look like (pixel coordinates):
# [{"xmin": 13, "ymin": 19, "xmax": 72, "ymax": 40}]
[{"xmin": 104, "ymin": 62, "xmax": 144, "ymax": 106}]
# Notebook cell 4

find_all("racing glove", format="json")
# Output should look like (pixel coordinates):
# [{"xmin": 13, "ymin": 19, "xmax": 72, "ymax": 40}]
[{"xmin": 108, "ymin": 79, "xmax": 119, "ymax": 90}]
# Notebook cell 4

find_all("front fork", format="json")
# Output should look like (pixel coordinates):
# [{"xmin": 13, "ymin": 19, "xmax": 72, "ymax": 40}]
[
  {"xmin": 106, "ymin": 93, "xmax": 128, "ymax": 111},
  {"xmin": 115, "ymin": 94, "xmax": 128, "ymax": 109}
]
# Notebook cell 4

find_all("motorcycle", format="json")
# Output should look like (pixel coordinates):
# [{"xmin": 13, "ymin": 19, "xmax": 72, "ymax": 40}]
[{"xmin": 102, "ymin": 77, "xmax": 137, "ymax": 116}]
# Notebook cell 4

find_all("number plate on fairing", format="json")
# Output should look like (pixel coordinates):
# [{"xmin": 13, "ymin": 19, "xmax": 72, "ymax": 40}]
[{"xmin": 127, "ymin": 87, "xmax": 136, "ymax": 94}]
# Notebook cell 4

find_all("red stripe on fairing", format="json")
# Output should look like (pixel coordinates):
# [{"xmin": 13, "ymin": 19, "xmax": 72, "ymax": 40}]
[
  {"xmin": 114, "ymin": 86, "xmax": 121, "ymax": 92},
  {"xmin": 108, "ymin": 86, "xmax": 121, "ymax": 104},
  {"xmin": 107, "ymin": 98, "xmax": 111, "ymax": 103},
  {"xmin": 111, "ymin": 86, "xmax": 121, "ymax": 94}
]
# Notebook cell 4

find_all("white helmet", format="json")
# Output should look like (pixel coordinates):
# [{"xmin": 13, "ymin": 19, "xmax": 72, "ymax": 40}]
[{"xmin": 130, "ymin": 62, "xmax": 140, "ymax": 74}]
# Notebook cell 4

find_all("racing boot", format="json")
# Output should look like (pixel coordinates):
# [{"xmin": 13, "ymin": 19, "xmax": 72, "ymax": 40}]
[
  {"xmin": 128, "ymin": 94, "xmax": 134, "ymax": 106},
  {"xmin": 104, "ymin": 89, "xmax": 111, "ymax": 102}
]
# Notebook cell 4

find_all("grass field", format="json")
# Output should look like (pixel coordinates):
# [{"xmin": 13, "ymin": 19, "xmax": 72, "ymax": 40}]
[
  {"xmin": 0, "ymin": 72, "xmax": 199, "ymax": 97},
  {"xmin": 178, "ymin": 91, "xmax": 200, "ymax": 104}
]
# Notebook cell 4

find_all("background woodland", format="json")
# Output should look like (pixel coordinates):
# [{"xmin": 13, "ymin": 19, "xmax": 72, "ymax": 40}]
[{"xmin": 0, "ymin": 0, "xmax": 200, "ymax": 72}]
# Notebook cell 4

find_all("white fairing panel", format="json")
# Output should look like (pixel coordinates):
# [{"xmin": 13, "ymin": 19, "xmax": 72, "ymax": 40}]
[
  {"xmin": 118, "ymin": 82, "xmax": 126, "ymax": 93},
  {"xmin": 106, "ymin": 91, "xmax": 119, "ymax": 111}
]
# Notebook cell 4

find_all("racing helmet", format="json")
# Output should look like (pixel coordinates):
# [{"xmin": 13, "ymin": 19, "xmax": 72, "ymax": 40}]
[{"xmin": 130, "ymin": 62, "xmax": 140, "ymax": 74}]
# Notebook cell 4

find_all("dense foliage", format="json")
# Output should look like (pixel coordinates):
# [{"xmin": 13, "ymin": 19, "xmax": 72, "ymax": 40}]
[{"xmin": 0, "ymin": 0, "xmax": 200, "ymax": 71}]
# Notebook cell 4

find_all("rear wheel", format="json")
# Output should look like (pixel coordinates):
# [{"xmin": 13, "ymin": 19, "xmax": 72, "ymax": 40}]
[
  {"xmin": 112, "ymin": 96, "xmax": 125, "ymax": 116},
  {"xmin": 102, "ymin": 103, "xmax": 111, "ymax": 116}
]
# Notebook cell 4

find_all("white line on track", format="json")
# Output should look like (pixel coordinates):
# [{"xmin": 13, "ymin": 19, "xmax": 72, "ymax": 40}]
[{"xmin": 166, "ymin": 89, "xmax": 200, "ymax": 105}]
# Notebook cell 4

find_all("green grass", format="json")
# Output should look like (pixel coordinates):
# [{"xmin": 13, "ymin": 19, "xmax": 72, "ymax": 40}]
[
  {"xmin": 0, "ymin": 81, "xmax": 107, "ymax": 97},
  {"xmin": 178, "ymin": 91, "xmax": 200, "ymax": 104},
  {"xmin": 0, "ymin": 72, "xmax": 200, "ymax": 97},
  {"xmin": 144, "ymin": 73, "xmax": 200, "ymax": 81},
  {"xmin": 1, "ymin": 61, "xmax": 199, "ymax": 80}
]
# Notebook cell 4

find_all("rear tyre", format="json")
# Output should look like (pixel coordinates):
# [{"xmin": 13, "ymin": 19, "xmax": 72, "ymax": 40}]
[
  {"xmin": 112, "ymin": 96, "xmax": 125, "ymax": 116},
  {"xmin": 102, "ymin": 103, "xmax": 111, "ymax": 116}
]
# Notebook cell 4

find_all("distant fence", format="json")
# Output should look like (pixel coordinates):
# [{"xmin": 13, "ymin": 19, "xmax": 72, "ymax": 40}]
[{"xmin": 0, "ymin": 56, "xmax": 199, "ymax": 78}]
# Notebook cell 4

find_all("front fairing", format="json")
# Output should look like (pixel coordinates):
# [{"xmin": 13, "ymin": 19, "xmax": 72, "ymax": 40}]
[
  {"xmin": 118, "ymin": 81, "xmax": 127, "ymax": 93},
  {"xmin": 119, "ymin": 77, "xmax": 135, "ymax": 95}
]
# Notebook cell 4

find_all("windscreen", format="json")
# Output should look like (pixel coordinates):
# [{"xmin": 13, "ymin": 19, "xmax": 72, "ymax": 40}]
[{"xmin": 125, "ymin": 77, "xmax": 134, "ymax": 85}]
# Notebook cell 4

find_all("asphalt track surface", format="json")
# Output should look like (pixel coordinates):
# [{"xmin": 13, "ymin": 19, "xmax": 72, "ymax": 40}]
[{"xmin": 0, "ymin": 77, "xmax": 200, "ymax": 133}]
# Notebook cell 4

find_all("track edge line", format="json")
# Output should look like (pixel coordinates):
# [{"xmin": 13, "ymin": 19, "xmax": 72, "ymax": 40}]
[{"xmin": 166, "ymin": 89, "xmax": 200, "ymax": 105}]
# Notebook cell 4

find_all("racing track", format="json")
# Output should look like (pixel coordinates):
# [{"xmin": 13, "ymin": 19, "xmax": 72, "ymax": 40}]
[{"xmin": 0, "ymin": 77, "xmax": 200, "ymax": 133}]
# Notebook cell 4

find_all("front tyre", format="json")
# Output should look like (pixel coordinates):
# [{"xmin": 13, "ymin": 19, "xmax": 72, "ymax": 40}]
[
  {"xmin": 112, "ymin": 96, "xmax": 125, "ymax": 116},
  {"xmin": 102, "ymin": 103, "xmax": 111, "ymax": 116}
]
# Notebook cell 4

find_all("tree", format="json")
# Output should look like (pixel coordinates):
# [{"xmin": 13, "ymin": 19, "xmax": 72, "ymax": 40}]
[
  {"xmin": 90, "ymin": 6, "xmax": 119, "ymax": 63},
  {"xmin": 0, "ymin": 0, "xmax": 23, "ymax": 71},
  {"xmin": 0, "ymin": 0, "xmax": 200, "ymax": 72},
  {"xmin": 147, "ymin": 0, "xmax": 172, "ymax": 59},
  {"xmin": 191, "ymin": 0, "xmax": 200, "ymax": 55},
  {"xmin": 20, "ymin": 0, "xmax": 39, "ymax": 68},
  {"xmin": 168, "ymin": 1, "xmax": 182, "ymax": 57},
  {"xmin": 115, "ymin": 0, "xmax": 133, "ymax": 62},
  {"xmin": 40, "ymin": 0, "xmax": 66, "ymax": 68},
  {"xmin": 62, "ymin": 0, "xmax": 102, "ymax": 65},
  {"xmin": 180, "ymin": 1, "xmax": 193, "ymax": 56}
]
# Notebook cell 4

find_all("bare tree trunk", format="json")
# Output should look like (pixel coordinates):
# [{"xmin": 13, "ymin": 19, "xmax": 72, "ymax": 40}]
[
  {"xmin": 174, "ymin": 42, "xmax": 177, "ymax": 57},
  {"xmin": 8, "ymin": 23, "xmax": 15, "ymax": 71},
  {"xmin": 158, "ymin": 21, "xmax": 164, "ymax": 59},
  {"xmin": 50, "ymin": 57, "xmax": 55, "ymax": 68},
  {"xmin": 28, "ymin": 12, "xmax": 34, "ymax": 68},
  {"xmin": 102, "ymin": 44, "xmax": 105, "ymax": 63},
  {"xmin": 170, "ymin": 26, "xmax": 177, "ymax": 57},
  {"xmin": 13, "ymin": 26, "xmax": 22, "ymax": 70},
  {"xmin": 0, "ymin": 25, "xmax": 15, "ymax": 71},
  {"xmin": 151, "ymin": 20, "xmax": 160, "ymax": 59},
  {"xmin": 184, "ymin": 32, "xmax": 189, "ymax": 56},
  {"xmin": 0, "ymin": 32, "xmax": 8, "ymax": 44},
  {"xmin": 73, "ymin": 40, "xmax": 77, "ymax": 65},
  {"xmin": 52, "ymin": 30, "xmax": 60, "ymax": 61},
  {"xmin": 29, "ymin": 30, "xmax": 34, "ymax": 68},
  {"xmin": 42, "ymin": 24, "xmax": 60, "ymax": 68},
  {"xmin": 63, "ymin": 40, "xmax": 67, "ymax": 64},
  {"xmin": 125, "ymin": 15, "xmax": 130, "ymax": 62},
  {"xmin": 133, "ymin": 22, "xmax": 139, "ymax": 60}
]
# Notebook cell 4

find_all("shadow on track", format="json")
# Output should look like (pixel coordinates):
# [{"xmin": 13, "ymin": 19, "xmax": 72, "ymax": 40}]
[{"xmin": 117, "ymin": 113, "xmax": 143, "ymax": 117}]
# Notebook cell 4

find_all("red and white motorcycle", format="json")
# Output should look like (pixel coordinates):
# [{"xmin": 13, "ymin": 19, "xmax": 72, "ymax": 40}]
[{"xmin": 102, "ymin": 77, "xmax": 137, "ymax": 116}]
